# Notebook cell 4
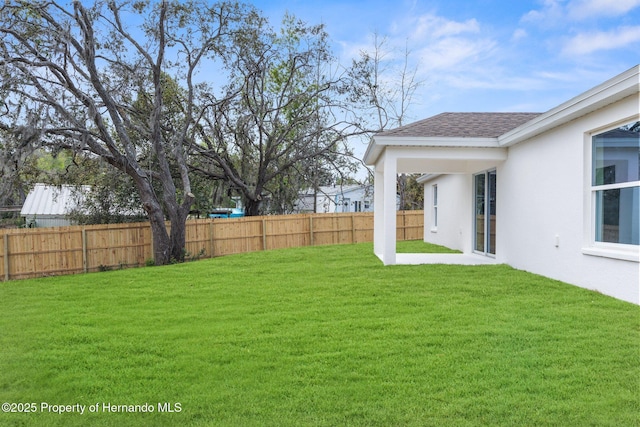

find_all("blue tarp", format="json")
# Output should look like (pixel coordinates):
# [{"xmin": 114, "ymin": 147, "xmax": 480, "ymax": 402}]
[{"xmin": 209, "ymin": 208, "xmax": 244, "ymax": 218}]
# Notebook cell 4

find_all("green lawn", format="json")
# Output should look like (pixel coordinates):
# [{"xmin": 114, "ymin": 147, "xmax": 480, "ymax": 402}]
[{"xmin": 0, "ymin": 241, "xmax": 638, "ymax": 426}]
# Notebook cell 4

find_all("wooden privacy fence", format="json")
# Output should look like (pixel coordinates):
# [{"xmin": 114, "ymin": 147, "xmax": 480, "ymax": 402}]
[{"xmin": 0, "ymin": 211, "xmax": 424, "ymax": 281}]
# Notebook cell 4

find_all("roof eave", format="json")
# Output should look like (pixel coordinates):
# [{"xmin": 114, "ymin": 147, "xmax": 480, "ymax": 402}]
[
  {"xmin": 364, "ymin": 136, "xmax": 500, "ymax": 166},
  {"xmin": 363, "ymin": 138, "xmax": 380, "ymax": 166},
  {"xmin": 416, "ymin": 173, "xmax": 441, "ymax": 184}
]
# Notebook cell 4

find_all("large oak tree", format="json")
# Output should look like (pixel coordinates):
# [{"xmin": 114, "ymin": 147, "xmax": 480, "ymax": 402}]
[
  {"xmin": 193, "ymin": 14, "xmax": 362, "ymax": 216},
  {"xmin": 0, "ymin": 0, "xmax": 255, "ymax": 264}
]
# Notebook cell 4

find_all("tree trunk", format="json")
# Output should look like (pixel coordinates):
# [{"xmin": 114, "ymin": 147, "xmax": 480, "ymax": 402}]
[
  {"xmin": 135, "ymin": 179, "xmax": 173, "ymax": 265},
  {"xmin": 145, "ymin": 198, "xmax": 191, "ymax": 265},
  {"xmin": 145, "ymin": 202, "xmax": 172, "ymax": 266},
  {"xmin": 167, "ymin": 204, "xmax": 191, "ymax": 262},
  {"xmin": 149, "ymin": 217, "xmax": 171, "ymax": 265},
  {"xmin": 245, "ymin": 198, "xmax": 261, "ymax": 216}
]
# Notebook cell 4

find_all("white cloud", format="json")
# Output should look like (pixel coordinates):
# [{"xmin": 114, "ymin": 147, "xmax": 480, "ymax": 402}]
[
  {"xmin": 521, "ymin": 0, "xmax": 564, "ymax": 26},
  {"xmin": 336, "ymin": 10, "xmax": 503, "ymax": 109},
  {"xmin": 415, "ymin": 37, "xmax": 496, "ymax": 72},
  {"xmin": 409, "ymin": 14, "xmax": 480, "ymax": 40},
  {"xmin": 522, "ymin": 0, "xmax": 640, "ymax": 24},
  {"xmin": 339, "ymin": 12, "xmax": 496, "ymax": 77},
  {"xmin": 386, "ymin": 12, "xmax": 494, "ymax": 74},
  {"xmin": 567, "ymin": 0, "xmax": 640, "ymax": 20},
  {"xmin": 512, "ymin": 28, "xmax": 528, "ymax": 41},
  {"xmin": 562, "ymin": 26, "xmax": 640, "ymax": 55},
  {"xmin": 442, "ymin": 72, "xmax": 547, "ymax": 91}
]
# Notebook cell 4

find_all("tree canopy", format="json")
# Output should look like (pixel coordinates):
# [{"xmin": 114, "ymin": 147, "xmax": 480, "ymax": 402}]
[
  {"xmin": 0, "ymin": 0, "xmax": 260, "ymax": 263},
  {"xmin": 192, "ymin": 13, "xmax": 362, "ymax": 215},
  {"xmin": 0, "ymin": 0, "xmax": 421, "ymax": 262}
]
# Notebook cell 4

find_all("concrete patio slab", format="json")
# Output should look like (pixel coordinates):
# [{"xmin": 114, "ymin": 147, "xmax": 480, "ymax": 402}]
[{"xmin": 394, "ymin": 253, "xmax": 500, "ymax": 265}]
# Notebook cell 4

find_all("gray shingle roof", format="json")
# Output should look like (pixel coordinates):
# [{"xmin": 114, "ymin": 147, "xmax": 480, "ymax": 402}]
[{"xmin": 377, "ymin": 112, "xmax": 542, "ymax": 138}]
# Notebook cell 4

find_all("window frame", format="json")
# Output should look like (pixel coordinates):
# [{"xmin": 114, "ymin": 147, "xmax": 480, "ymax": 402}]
[
  {"xmin": 583, "ymin": 119, "xmax": 640, "ymax": 262},
  {"xmin": 431, "ymin": 184, "xmax": 438, "ymax": 232}
]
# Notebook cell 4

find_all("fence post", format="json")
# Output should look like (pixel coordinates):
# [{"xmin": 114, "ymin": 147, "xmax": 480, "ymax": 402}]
[
  {"xmin": 262, "ymin": 218, "xmax": 267, "ymax": 251},
  {"xmin": 149, "ymin": 223, "xmax": 154, "ymax": 261},
  {"xmin": 3, "ymin": 234, "xmax": 8, "ymax": 281},
  {"xmin": 351, "ymin": 214, "xmax": 356, "ymax": 244},
  {"xmin": 403, "ymin": 210, "xmax": 407, "ymax": 241},
  {"xmin": 82, "ymin": 228, "xmax": 88, "ymax": 273},
  {"xmin": 209, "ymin": 221, "xmax": 214, "ymax": 258},
  {"xmin": 309, "ymin": 216, "xmax": 314, "ymax": 246}
]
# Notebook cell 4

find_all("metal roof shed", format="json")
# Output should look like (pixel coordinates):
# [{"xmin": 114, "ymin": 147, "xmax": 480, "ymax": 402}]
[{"xmin": 20, "ymin": 184, "xmax": 86, "ymax": 228}]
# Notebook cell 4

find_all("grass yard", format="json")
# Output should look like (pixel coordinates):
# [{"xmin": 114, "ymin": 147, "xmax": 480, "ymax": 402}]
[{"xmin": 0, "ymin": 241, "xmax": 638, "ymax": 426}]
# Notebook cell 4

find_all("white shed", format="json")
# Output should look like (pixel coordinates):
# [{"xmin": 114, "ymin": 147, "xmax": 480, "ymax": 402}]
[{"xmin": 20, "ymin": 184, "xmax": 86, "ymax": 227}]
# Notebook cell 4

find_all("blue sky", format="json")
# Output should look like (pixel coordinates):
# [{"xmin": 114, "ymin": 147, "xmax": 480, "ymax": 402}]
[{"xmin": 250, "ymin": 0, "xmax": 640, "ymax": 123}]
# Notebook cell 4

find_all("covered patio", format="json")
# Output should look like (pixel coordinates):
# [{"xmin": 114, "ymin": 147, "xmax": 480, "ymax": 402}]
[{"xmin": 364, "ymin": 112, "xmax": 541, "ymax": 265}]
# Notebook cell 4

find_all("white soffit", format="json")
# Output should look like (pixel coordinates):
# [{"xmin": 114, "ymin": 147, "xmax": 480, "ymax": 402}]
[
  {"xmin": 416, "ymin": 174, "xmax": 440, "ymax": 184},
  {"xmin": 363, "ymin": 137, "xmax": 499, "ymax": 166}
]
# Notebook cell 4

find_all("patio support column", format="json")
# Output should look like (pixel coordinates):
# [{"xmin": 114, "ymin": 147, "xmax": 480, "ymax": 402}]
[
  {"xmin": 373, "ymin": 165, "xmax": 384, "ymax": 258},
  {"xmin": 382, "ymin": 150, "xmax": 397, "ymax": 265}
]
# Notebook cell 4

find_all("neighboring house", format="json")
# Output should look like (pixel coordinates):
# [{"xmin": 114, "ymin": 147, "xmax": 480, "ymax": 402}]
[
  {"xmin": 20, "ymin": 184, "xmax": 88, "ymax": 227},
  {"xmin": 294, "ymin": 185, "xmax": 374, "ymax": 213},
  {"xmin": 364, "ymin": 65, "xmax": 639, "ymax": 305}
]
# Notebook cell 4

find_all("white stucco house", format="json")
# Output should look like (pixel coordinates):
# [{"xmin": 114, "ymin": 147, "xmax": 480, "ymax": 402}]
[
  {"xmin": 295, "ymin": 185, "xmax": 374, "ymax": 213},
  {"xmin": 364, "ymin": 65, "xmax": 639, "ymax": 305}
]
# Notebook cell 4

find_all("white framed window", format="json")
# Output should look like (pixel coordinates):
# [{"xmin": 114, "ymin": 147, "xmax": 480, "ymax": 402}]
[
  {"xmin": 586, "ymin": 121, "xmax": 639, "ymax": 260},
  {"xmin": 431, "ymin": 184, "xmax": 438, "ymax": 231}
]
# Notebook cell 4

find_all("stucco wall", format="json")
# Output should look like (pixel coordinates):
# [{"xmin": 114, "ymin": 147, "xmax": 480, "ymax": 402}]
[
  {"xmin": 499, "ymin": 94, "xmax": 639, "ymax": 304},
  {"xmin": 422, "ymin": 174, "xmax": 472, "ymax": 253},
  {"xmin": 421, "ymin": 94, "xmax": 639, "ymax": 304}
]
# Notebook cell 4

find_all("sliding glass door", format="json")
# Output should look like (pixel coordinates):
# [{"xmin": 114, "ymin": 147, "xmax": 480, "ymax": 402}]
[{"xmin": 474, "ymin": 170, "xmax": 496, "ymax": 256}]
